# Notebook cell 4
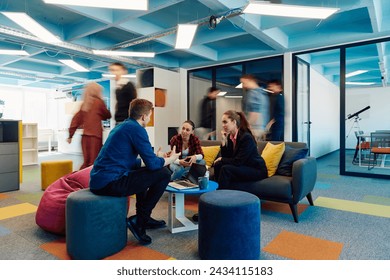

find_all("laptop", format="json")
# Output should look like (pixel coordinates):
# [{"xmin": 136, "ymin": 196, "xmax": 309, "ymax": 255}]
[{"xmin": 169, "ymin": 163, "xmax": 207, "ymax": 190}]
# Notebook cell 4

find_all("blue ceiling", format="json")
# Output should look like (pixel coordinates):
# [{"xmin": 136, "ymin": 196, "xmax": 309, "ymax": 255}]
[{"xmin": 0, "ymin": 0, "xmax": 390, "ymax": 89}]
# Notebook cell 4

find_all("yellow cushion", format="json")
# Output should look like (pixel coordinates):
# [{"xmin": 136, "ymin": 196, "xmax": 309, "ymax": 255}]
[
  {"xmin": 201, "ymin": 146, "xmax": 220, "ymax": 167},
  {"xmin": 261, "ymin": 142, "xmax": 285, "ymax": 177}
]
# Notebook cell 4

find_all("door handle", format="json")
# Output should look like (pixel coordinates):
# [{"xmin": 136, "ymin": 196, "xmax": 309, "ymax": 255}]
[{"xmin": 303, "ymin": 121, "xmax": 312, "ymax": 124}]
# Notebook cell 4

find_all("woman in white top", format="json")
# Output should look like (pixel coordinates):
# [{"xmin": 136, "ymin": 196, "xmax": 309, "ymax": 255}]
[{"xmin": 169, "ymin": 120, "xmax": 205, "ymax": 180}]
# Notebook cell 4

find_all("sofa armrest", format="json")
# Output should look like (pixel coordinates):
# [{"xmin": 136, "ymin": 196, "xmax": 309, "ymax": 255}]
[{"xmin": 291, "ymin": 157, "xmax": 317, "ymax": 203}]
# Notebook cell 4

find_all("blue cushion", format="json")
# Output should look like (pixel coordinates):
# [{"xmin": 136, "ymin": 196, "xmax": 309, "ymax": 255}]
[
  {"xmin": 66, "ymin": 189, "xmax": 128, "ymax": 260},
  {"xmin": 198, "ymin": 190, "xmax": 260, "ymax": 260},
  {"xmin": 276, "ymin": 145, "xmax": 308, "ymax": 176}
]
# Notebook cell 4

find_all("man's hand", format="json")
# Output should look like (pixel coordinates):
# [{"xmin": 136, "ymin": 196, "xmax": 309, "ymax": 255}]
[
  {"xmin": 168, "ymin": 146, "xmax": 180, "ymax": 162},
  {"xmin": 66, "ymin": 138, "xmax": 72, "ymax": 144},
  {"xmin": 156, "ymin": 146, "xmax": 165, "ymax": 157}
]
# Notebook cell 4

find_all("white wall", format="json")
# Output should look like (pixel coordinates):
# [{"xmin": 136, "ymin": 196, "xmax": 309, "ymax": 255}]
[
  {"xmin": 0, "ymin": 85, "xmax": 52, "ymax": 126},
  {"xmin": 345, "ymin": 86, "xmax": 390, "ymax": 148},
  {"xmin": 310, "ymin": 69, "xmax": 340, "ymax": 158}
]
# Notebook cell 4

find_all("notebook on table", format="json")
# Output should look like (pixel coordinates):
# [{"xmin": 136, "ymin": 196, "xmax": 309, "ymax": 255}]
[{"xmin": 169, "ymin": 163, "xmax": 207, "ymax": 190}]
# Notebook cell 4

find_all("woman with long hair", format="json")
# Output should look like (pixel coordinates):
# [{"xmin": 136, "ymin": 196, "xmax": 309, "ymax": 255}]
[
  {"xmin": 214, "ymin": 110, "xmax": 267, "ymax": 189},
  {"xmin": 169, "ymin": 120, "xmax": 205, "ymax": 180},
  {"xmin": 67, "ymin": 82, "xmax": 111, "ymax": 170}
]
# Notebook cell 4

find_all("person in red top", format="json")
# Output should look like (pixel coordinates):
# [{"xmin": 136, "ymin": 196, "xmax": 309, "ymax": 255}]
[
  {"xmin": 67, "ymin": 82, "xmax": 111, "ymax": 170},
  {"xmin": 169, "ymin": 120, "xmax": 205, "ymax": 180}
]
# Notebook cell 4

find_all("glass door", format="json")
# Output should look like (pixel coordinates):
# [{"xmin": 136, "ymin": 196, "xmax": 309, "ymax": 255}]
[{"xmin": 296, "ymin": 57, "xmax": 310, "ymax": 151}]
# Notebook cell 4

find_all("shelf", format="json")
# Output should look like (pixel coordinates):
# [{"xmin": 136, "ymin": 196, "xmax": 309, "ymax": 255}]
[{"xmin": 22, "ymin": 123, "xmax": 38, "ymax": 166}]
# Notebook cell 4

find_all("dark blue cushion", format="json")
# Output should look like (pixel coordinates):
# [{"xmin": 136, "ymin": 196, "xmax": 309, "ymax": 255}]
[
  {"xmin": 198, "ymin": 190, "xmax": 260, "ymax": 260},
  {"xmin": 276, "ymin": 145, "xmax": 308, "ymax": 176}
]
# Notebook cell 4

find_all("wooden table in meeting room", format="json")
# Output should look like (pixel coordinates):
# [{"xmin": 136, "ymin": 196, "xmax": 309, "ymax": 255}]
[{"xmin": 165, "ymin": 180, "xmax": 218, "ymax": 233}]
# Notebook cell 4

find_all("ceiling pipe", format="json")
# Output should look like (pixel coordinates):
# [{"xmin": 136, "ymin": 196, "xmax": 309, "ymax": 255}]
[
  {"xmin": 0, "ymin": 25, "xmax": 154, "ymax": 68},
  {"xmin": 110, "ymin": 8, "xmax": 243, "ymax": 50}
]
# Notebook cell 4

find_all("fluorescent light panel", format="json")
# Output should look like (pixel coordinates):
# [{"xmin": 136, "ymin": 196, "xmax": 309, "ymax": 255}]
[
  {"xmin": 225, "ymin": 95, "xmax": 243, "ymax": 99},
  {"xmin": 175, "ymin": 24, "xmax": 198, "ymax": 49},
  {"xmin": 59, "ymin": 59, "xmax": 89, "ymax": 72},
  {"xmin": 93, "ymin": 50, "xmax": 155, "ymax": 58},
  {"xmin": 1, "ymin": 12, "xmax": 61, "ymax": 43},
  {"xmin": 102, "ymin": 74, "xmax": 136, "ymax": 78},
  {"xmin": 217, "ymin": 91, "xmax": 227, "ymax": 96},
  {"xmin": 346, "ymin": 82, "xmax": 375, "ymax": 85},
  {"xmin": 0, "ymin": 50, "xmax": 29, "ymax": 55},
  {"xmin": 43, "ymin": 0, "xmax": 148, "ymax": 10},
  {"xmin": 243, "ymin": 2, "xmax": 339, "ymax": 19},
  {"xmin": 346, "ymin": 70, "xmax": 368, "ymax": 78}
]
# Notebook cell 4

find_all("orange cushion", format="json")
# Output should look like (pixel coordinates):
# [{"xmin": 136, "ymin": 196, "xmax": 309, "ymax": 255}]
[{"xmin": 371, "ymin": 147, "xmax": 390, "ymax": 154}]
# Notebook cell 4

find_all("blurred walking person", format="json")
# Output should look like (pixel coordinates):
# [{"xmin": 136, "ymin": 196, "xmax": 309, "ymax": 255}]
[{"xmin": 67, "ymin": 82, "xmax": 111, "ymax": 170}]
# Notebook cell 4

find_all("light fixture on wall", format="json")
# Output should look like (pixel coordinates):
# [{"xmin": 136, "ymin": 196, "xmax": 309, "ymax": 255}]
[
  {"xmin": 0, "ymin": 50, "xmax": 29, "ymax": 55},
  {"xmin": 175, "ymin": 24, "xmax": 198, "ymax": 49},
  {"xmin": 93, "ymin": 50, "xmax": 155, "ymax": 58},
  {"xmin": 43, "ymin": 0, "xmax": 148, "ymax": 10},
  {"xmin": 59, "ymin": 59, "xmax": 89, "ymax": 72},
  {"xmin": 346, "ymin": 70, "xmax": 368, "ymax": 78},
  {"xmin": 243, "ymin": 1, "xmax": 339, "ymax": 19},
  {"xmin": 1, "ymin": 12, "xmax": 61, "ymax": 43}
]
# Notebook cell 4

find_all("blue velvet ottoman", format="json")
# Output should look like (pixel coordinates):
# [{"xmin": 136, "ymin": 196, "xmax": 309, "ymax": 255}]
[
  {"xmin": 66, "ymin": 189, "xmax": 128, "ymax": 260},
  {"xmin": 198, "ymin": 190, "xmax": 261, "ymax": 260}
]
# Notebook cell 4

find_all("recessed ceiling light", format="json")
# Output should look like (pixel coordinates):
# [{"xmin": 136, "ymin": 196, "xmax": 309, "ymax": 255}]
[
  {"xmin": 175, "ymin": 24, "xmax": 198, "ymax": 49},
  {"xmin": 217, "ymin": 91, "xmax": 227, "ymax": 96},
  {"xmin": 93, "ymin": 50, "xmax": 155, "ymax": 58},
  {"xmin": 346, "ymin": 70, "xmax": 368, "ymax": 78},
  {"xmin": 43, "ymin": 0, "xmax": 148, "ymax": 10},
  {"xmin": 0, "ymin": 50, "xmax": 29, "ymax": 55},
  {"xmin": 225, "ymin": 95, "xmax": 243, "ymax": 99},
  {"xmin": 243, "ymin": 2, "xmax": 339, "ymax": 19},
  {"xmin": 346, "ymin": 82, "xmax": 375, "ymax": 85},
  {"xmin": 102, "ymin": 74, "xmax": 136, "ymax": 78},
  {"xmin": 59, "ymin": 59, "xmax": 89, "ymax": 72},
  {"xmin": 1, "ymin": 12, "xmax": 61, "ymax": 43}
]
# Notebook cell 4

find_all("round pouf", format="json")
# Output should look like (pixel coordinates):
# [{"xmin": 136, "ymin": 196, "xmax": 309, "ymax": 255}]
[
  {"xmin": 66, "ymin": 189, "xmax": 128, "ymax": 260},
  {"xmin": 198, "ymin": 190, "xmax": 261, "ymax": 260}
]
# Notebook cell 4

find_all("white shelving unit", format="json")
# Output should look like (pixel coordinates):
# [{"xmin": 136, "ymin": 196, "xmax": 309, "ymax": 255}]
[
  {"xmin": 136, "ymin": 67, "xmax": 181, "ymax": 151},
  {"xmin": 22, "ymin": 123, "xmax": 38, "ymax": 165}
]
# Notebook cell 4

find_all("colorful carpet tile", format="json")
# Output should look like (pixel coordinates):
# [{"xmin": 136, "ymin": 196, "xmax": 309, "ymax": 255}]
[
  {"xmin": 40, "ymin": 239, "xmax": 172, "ymax": 260},
  {"xmin": 263, "ymin": 230, "xmax": 343, "ymax": 260},
  {"xmin": 362, "ymin": 195, "xmax": 390, "ymax": 206},
  {"xmin": 0, "ymin": 203, "xmax": 37, "ymax": 220},
  {"xmin": 315, "ymin": 196, "xmax": 390, "ymax": 218},
  {"xmin": 261, "ymin": 201, "xmax": 308, "ymax": 216}
]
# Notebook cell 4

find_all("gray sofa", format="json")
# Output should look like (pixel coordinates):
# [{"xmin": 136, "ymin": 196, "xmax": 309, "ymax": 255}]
[{"xmin": 200, "ymin": 140, "xmax": 317, "ymax": 223}]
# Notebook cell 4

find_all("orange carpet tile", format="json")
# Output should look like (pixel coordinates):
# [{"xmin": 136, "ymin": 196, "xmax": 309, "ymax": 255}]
[
  {"xmin": 40, "ymin": 239, "xmax": 171, "ymax": 260},
  {"xmin": 263, "ymin": 230, "xmax": 343, "ymax": 260},
  {"xmin": 261, "ymin": 201, "xmax": 308, "ymax": 215}
]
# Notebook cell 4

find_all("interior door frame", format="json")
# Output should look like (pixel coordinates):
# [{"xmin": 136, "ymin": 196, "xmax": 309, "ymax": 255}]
[{"xmin": 292, "ymin": 56, "xmax": 311, "ymax": 154}]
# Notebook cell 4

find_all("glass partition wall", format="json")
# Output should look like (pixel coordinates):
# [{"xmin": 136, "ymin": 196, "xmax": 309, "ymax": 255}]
[
  {"xmin": 294, "ymin": 38, "xmax": 390, "ymax": 179},
  {"xmin": 188, "ymin": 56, "xmax": 283, "ymax": 141},
  {"xmin": 344, "ymin": 41, "xmax": 390, "ymax": 177}
]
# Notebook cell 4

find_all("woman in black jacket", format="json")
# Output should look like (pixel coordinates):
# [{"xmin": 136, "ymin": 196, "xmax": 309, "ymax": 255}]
[{"xmin": 214, "ymin": 110, "xmax": 268, "ymax": 189}]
